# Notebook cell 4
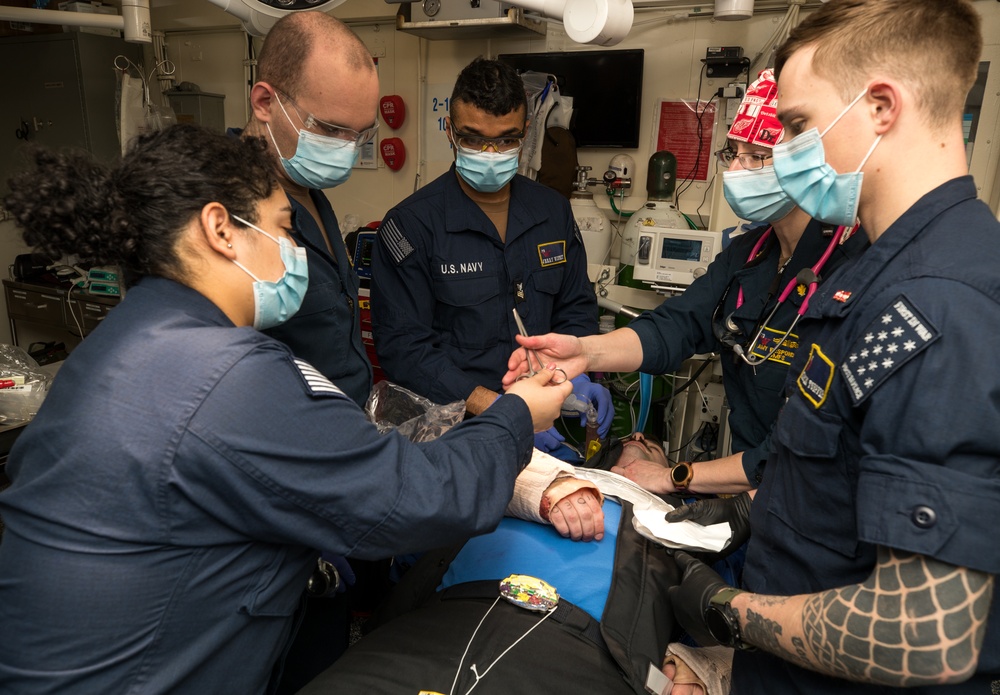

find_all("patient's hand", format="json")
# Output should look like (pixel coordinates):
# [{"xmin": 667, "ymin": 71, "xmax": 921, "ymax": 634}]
[
  {"xmin": 549, "ymin": 487, "xmax": 604, "ymax": 542},
  {"xmin": 662, "ymin": 658, "xmax": 705, "ymax": 695}
]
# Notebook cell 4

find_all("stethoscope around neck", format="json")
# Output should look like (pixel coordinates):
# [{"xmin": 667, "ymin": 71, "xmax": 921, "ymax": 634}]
[{"xmin": 713, "ymin": 222, "xmax": 857, "ymax": 367}]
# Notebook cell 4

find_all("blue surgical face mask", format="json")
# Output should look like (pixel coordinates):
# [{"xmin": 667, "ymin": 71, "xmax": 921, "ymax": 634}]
[
  {"xmin": 266, "ymin": 94, "xmax": 359, "ymax": 190},
  {"xmin": 722, "ymin": 165, "xmax": 797, "ymax": 223},
  {"xmin": 230, "ymin": 215, "xmax": 309, "ymax": 330},
  {"xmin": 454, "ymin": 148, "xmax": 520, "ymax": 193},
  {"xmin": 772, "ymin": 89, "xmax": 882, "ymax": 227}
]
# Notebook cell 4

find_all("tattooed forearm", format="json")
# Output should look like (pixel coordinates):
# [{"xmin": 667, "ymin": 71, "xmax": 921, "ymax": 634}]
[
  {"xmin": 742, "ymin": 607, "xmax": 783, "ymax": 653},
  {"xmin": 739, "ymin": 548, "xmax": 993, "ymax": 687}
]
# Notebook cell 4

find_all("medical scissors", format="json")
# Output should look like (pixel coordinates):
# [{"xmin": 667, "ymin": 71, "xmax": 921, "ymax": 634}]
[{"xmin": 512, "ymin": 309, "xmax": 568, "ymax": 384}]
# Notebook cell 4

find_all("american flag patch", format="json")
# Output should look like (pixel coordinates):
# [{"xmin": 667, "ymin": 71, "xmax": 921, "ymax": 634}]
[
  {"xmin": 294, "ymin": 359, "xmax": 346, "ymax": 398},
  {"xmin": 840, "ymin": 295, "xmax": 939, "ymax": 405},
  {"xmin": 380, "ymin": 218, "xmax": 414, "ymax": 265}
]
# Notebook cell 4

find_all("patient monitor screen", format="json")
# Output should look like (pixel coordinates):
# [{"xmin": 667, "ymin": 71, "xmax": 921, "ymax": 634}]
[{"xmin": 661, "ymin": 238, "xmax": 703, "ymax": 262}]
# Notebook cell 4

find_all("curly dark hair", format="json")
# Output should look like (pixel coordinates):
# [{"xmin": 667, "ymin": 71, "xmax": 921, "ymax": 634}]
[
  {"xmin": 451, "ymin": 56, "xmax": 527, "ymax": 119},
  {"xmin": 3, "ymin": 124, "xmax": 278, "ymax": 282}
]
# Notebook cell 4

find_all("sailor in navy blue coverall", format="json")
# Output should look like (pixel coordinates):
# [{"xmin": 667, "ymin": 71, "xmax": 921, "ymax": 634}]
[
  {"xmin": 265, "ymin": 190, "xmax": 372, "ymax": 406},
  {"xmin": 628, "ymin": 219, "xmax": 867, "ymax": 485},
  {"xmin": 669, "ymin": 3, "xmax": 998, "ymax": 690},
  {"xmin": 0, "ymin": 277, "xmax": 538, "ymax": 695},
  {"xmin": 735, "ymin": 177, "xmax": 1000, "ymax": 694},
  {"xmin": 371, "ymin": 164, "xmax": 597, "ymax": 405},
  {"xmin": 231, "ymin": 16, "xmax": 384, "ymax": 692}
]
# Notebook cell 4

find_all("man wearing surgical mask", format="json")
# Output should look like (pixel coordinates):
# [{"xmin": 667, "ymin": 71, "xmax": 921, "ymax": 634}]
[
  {"xmin": 236, "ymin": 12, "xmax": 378, "ymax": 408},
  {"xmin": 232, "ymin": 13, "xmax": 381, "ymax": 693},
  {"xmin": 667, "ymin": 1, "xmax": 1000, "ymax": 693},
  {"xmin": 371, "ymin": 57, "xmax": 612, "ymax": 454}
]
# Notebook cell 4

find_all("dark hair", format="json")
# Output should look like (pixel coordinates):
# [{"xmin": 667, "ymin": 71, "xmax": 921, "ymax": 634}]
[
  {"xmin": 3, "ymin": 124, "xmax": 277, "ymax": 282},
  {"xmin": 451, "ymin": 57, "xmax": 527, "ymax": 119},
  {"xmin": 258, "ymin": 11, "xmax": 374, "ymax": 99}
]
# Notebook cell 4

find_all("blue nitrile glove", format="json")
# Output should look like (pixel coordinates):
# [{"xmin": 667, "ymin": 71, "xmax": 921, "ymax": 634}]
[
  {"xmin": 570, "ymin": 374, "xmax": 614, "ymax": 438},
  {"xmin": 534, "ymin": 427, "xmax": 565, "ymax": 453}
]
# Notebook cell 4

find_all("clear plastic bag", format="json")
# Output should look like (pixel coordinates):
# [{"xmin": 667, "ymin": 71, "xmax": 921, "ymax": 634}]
[
  {"xmin": 364, "ymin": 380, "xmax": 464, "ymax": 443},
  {"xmin": 0, "ymin": 345, "xmax": 53, "ymax": 425}
]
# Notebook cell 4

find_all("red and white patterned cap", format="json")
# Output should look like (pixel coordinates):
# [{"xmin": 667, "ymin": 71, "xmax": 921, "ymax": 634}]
[{"xmin": 727, "ymin": 68, "xmax": 783, "ymax": 149}]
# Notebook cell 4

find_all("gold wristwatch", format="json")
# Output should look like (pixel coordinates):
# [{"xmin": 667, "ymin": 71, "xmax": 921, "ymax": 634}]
[{"xmin": 670, "ymin": 461, "xmax": 693, "ymax": 491}]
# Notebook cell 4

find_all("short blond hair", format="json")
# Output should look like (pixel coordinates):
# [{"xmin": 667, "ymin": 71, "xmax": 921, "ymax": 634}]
[{"xmin": 775, "ymin": 0, "xmax": 981, "ymax": 128}]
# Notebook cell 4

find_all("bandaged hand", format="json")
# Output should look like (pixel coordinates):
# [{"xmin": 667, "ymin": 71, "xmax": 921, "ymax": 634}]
[
  {"xmin": 662, "ymin": 657, "xmax": 706, "ymax": 695},
  {"xmin": 568, "ymin": 374, "xmax": 613, "ymax": 437}
]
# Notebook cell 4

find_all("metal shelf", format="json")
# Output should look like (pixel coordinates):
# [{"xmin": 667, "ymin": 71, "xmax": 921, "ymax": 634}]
[{"xmin": 395, "ymin": 6, "xmax": 545, "ymax": 41}]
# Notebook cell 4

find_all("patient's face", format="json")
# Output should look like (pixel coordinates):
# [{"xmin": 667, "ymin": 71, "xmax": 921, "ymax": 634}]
[{"xmin": 617, "ymin": 433, "xmax": 668, "ymax": 468}]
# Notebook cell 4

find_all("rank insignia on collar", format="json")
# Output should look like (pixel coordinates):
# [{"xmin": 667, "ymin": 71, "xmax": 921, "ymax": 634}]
[{"xmin": 833, "ymin": 289, "xmax": 852, "ymax": 303}]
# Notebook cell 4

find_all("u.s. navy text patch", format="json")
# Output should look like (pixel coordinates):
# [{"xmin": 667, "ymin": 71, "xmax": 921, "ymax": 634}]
[
  {"xmin": 797, "ymin": 344, "xmax": 835, "ymax": 408},
  {"xmin": 840, "ymin": 295, "xmax": 939, "ymax": 405},
  {"xmin": 537, "ymin": 241, "xmax": 566, "ymax": 267}
]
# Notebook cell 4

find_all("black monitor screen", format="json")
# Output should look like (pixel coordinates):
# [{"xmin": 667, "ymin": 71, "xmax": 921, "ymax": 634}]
[
  {"xmin": 498, "ymin": 49, "xmax": 644, "ymax": 148},
  {"xmin": 661, "ymin": 237, "xmax": 702, "ymax": 262}
]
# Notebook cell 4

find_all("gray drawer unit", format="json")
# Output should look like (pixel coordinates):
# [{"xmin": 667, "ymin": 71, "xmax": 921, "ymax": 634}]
[{"xmin": 3, "ymin": 279, "xmax": 119, "ymax": 347}]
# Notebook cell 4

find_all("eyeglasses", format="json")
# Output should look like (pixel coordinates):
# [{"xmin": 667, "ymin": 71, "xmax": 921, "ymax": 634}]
[
  {"xmin": 276, "ymin": 89, "xmax": 378, "ymax": 148},
  {"xmin": 715, "ymin": 148, "xmax": 773, "ymax": 170},
  {"xmin": 449, "ymin": 126, "xmax": 525, "ymax": 153}
]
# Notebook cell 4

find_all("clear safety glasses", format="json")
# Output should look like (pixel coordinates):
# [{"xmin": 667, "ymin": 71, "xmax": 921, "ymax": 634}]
[
  {"xmin": 276, "ymin": 89, "xmax": 378, "ymax": 148},
  {"xmin": 450, "ymin": 126, "xmax": 525, "ymax": 153}
]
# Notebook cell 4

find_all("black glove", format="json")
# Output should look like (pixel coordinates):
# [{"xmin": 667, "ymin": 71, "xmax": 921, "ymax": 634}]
[
  {"xmin": 667, "ymin": 550, "xmax": 733, "ymax": 647},
  {"xmin": 664, "ymin": 491, "xmax": 751, "ymax": 559}
]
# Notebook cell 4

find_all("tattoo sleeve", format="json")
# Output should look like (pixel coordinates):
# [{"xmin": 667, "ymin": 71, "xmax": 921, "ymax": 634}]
[{"xmin": 739, "ymin": 547, "xmax": 993, "ymax": 687}]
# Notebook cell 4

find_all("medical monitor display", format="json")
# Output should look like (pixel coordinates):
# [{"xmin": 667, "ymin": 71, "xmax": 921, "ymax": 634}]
[
  {"xmin": 662, "ymin": 238, "xmax": 703, "ymax": 262},
  {"xmin": 498, "ymin": 50, "xmax": 644, "ymax": 148}
]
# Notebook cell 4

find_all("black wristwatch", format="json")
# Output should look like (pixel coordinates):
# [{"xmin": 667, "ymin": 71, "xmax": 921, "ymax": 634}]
[
  {"xmin": 670, "ymin": 461, "xmax": 693, "ymax": 491},
  {"xmin": 705, "ymin": 587, "xmax": 753, "ymax": 650}
]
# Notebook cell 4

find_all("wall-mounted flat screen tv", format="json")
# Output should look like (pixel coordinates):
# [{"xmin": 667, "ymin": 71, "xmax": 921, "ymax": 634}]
[{"xmin": 498, "ymin": 49, "xmax": 644, "ymax": 149}]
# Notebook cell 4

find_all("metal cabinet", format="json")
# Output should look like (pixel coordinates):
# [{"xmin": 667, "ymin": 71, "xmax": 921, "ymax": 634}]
[
  {"xmin": 0, "ymin": 32, "xmax": 141, "ymax": 195},
  {"xmin": 3, "ymin": 279, "xmax": 119, "ymax": 348}
]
